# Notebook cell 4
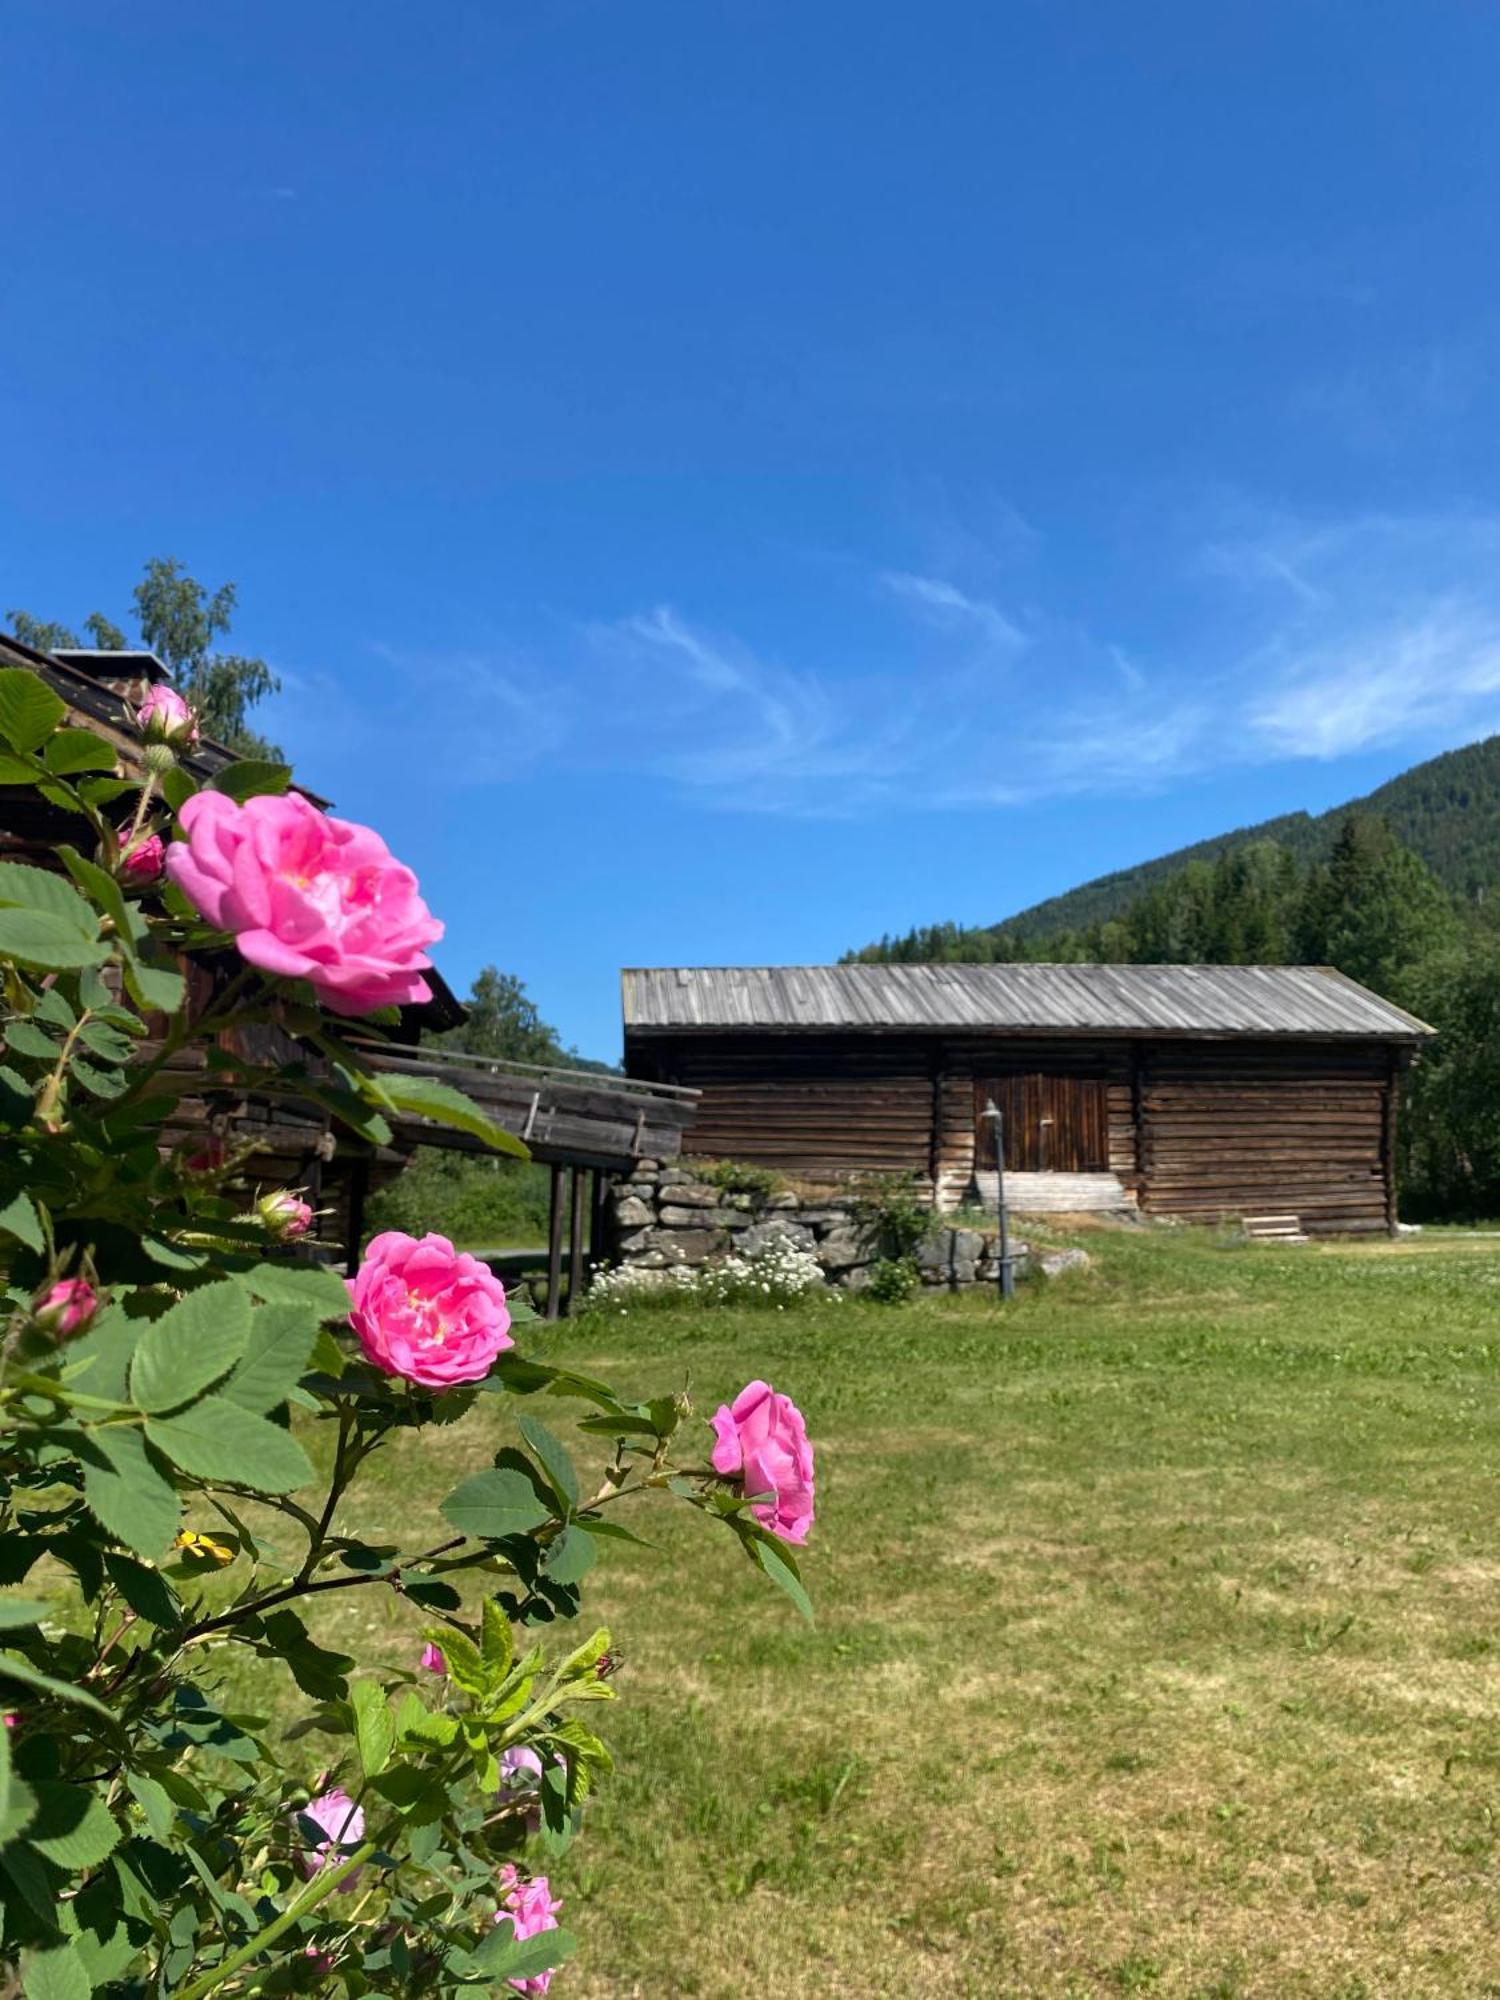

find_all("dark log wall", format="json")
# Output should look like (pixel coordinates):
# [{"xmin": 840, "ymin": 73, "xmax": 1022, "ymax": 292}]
[
  {"xmin": 633, "ymin": 1034, "xmax": 934, "ymax": 1175},
  {"xmin": 1137, "ymin": 1041, "xmax": 1392, "ymax": 1235},
  {"xmin": 629, "ymin": 1030, "xmax": 1401, "ymax": 1233}
]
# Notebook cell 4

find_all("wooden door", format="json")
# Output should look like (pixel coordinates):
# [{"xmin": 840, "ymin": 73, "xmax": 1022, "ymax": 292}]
[{"xmin": 975, "ymin": 1075, "xmax": 1109, "ymax": 1172}]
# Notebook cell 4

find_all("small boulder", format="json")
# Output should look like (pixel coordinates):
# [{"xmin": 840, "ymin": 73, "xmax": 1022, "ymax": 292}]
[
  {"xmin": 646, "ymin": 1227, "xmax": 722, "ymax": 1261},
  {"xmin": 740, "ymin": 1218, "xmax": 815, "ymax": 1255},
  {"xmin": 660, "ymin": 1182, "xmax": 718, "ymax": 1208},
  {"xmin": 817, "ymin": 1226, "xmax": 868, "ymax": 1271},
  {"xmin": 613, "ymin": 1194, "xmax": 653, "ymax": 1228},
  {"xmin": 1038, "ymin": 1247, "xmax": 1091, "ymax": 1280}
]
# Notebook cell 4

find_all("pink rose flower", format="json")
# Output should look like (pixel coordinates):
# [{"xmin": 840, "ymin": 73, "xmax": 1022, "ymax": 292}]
[
  {"xmin": 117, "ymin": 827, "xmax": 166, "ymax": 886},
  {"xmin": 33, "ymin": 1277, "xmax": 99, "ymax": 1339},
  {"xmin": 347, "ymin": 1232, "xmax": 512, "ymax": 1389},
  {"xmin": 294, "ymin": 1787, "xmax": 365, "ymax": 1883},
  {"xmin": 134, "ymin": 684, "xmax": 200, "ymax": 750},
  {"xmin": 710, "ymin": 1379, "xmax": 815, "ymax": 1545},
  {"xmin": 165, "ymin": 791, "xmax": 442, "ymax": 1016},
  {"xmin": 419, "ymin": 1642, "xmax": 447, "ymax": 1675},
  {"xmin": 494, "ymin": 1865, "xmax": 564, "ymax": 1996},
  {"xmin": 257, "ymin": 1189, "xmax": 314, "ymax": 1241}
]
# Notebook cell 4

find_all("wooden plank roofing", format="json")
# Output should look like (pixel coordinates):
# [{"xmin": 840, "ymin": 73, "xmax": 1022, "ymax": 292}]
[{"xmin": 621, "ymin": 963, "xmax": 1434, "ymax": 1042}]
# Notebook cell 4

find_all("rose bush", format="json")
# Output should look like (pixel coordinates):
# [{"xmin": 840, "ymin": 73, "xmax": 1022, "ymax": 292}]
[{"xmin": 0, "ymin": 665, "xmax": 814, "ymax": 1998}]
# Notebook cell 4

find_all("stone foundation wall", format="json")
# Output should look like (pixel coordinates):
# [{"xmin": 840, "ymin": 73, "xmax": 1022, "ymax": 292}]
[{"xmin": 606, "ymin": 1161, "xmax": 1059, "ymax": 1291}]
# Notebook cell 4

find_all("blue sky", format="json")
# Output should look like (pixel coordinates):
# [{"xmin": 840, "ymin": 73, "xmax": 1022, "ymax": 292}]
[{"xmin": 5, "ymin": 3, "xmax": 1500, "ymax": 1059}]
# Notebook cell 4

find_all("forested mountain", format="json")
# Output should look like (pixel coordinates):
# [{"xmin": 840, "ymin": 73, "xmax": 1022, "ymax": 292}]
[{"xmin": 864, "ymin": 733, "xmax": 1500, "ymax": 956}]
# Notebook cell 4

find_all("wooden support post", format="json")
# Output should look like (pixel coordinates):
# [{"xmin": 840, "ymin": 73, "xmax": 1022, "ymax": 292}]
[
  {"xmin": 346, "ymin": 1155, "xmax": 370, "ymax": 1274},
  {"xmin": 927, "ymin": 1056, "xmax": 945, "ymax": 1201},
  {"xmin": 589, "ymin": 1170, "xmax": 610, "ymax": 1270},
  {"xmin": 1136, "ymin": 1043, "xmax": 1155, "ymax": 1212},
  {"xmin": 545, "ymin": 1164, "xmax": 566, "ymax": 1320},
  {"xmin": 1130, "ymin": 1044, "xmax": 1145, "ymax": 1203},
  {"xmin": 1382, "ymin": 1048, "xmax": 1405, "ymax": 1238},
  {"xmin": 566, "ymin": 1166, "xmax": 587, "ymax": 1315}
]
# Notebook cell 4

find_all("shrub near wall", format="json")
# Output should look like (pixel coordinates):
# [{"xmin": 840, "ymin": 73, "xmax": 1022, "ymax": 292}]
[{"xmin": 0, "ymin": 669, "xmax": 816, "ymax": 1998}]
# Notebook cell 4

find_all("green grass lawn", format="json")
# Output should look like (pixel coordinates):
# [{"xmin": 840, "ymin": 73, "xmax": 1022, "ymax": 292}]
[{"xmin": 270, "ymin": 1226, "xmax": 1500, "ymax": 1997}]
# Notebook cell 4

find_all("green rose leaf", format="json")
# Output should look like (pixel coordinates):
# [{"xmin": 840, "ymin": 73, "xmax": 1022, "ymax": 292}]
[
  {"xmin": 0, "ymin": 1651, "xmax": 119, "ymax": 1725},
  {"xmin": 0, "ymin": 1190, "xmax": 44, "ymax": 1252},
  {"xmin": 0, "ymin": 910, "xmax": 109, "ymax": 972},
  {"xmin": 358, "ymin": 1069, "xmax": 531, "ymax": 1158},
  {"xmin": 120, "ymin": 948, "xmax": 186, "ymax": 1015},
  {"xmin": 145, "ymin": 1397, "xmax": 314, "ymax": 1493},
  {"xmin": 351, "ymin": 1680, "xmax": 396, "ymax": 1779},
  {"xmin": 43, "ymin": 729, "xmax": 118, "ymax": 776},
  {"xmin": 243, "ymin": 1261, "xmax": 353, "ymax": 1318},
  {"xmin": 80, "ymin": 1427, "xmax": 181, "ymax": 1558},
  {"xmin": 28, "ymin": 1782, "xmax": 121, "ymax": 1871},
  {"xmin": 129, "ymin": 1279, "xmax": 252, "ymax": 1414},
  {"xmin": 57, "ymin": 846, "xmax": 143, "ymax": 946},
  {"xmin": 440, "ymin": 1464, "xmax": 554, "ymax": 1542},
  {"xmin": 221, "ymin": 1303, "xmax": 320, "ymax": 1412},
  {"xmin": 542, "ymin": 1526, "xmax": 596, "ymax": 1587},
  {"xmin": 208, "ymin": 759, "xmax": 292, "ymax": 801},
  {"xmin": 518, "ymin": 1415, "xmax": 579, "ymax": 1512},
  {"xmin": 474, "ymin": 1922, "xmax": 576, "ymax": 1984},
  {"xmin": 0, "ymin": 860, "xmax": 100, "ymax": 933},
  {"xmin": 0, "ymin": 668, "xmax": 66, "ymax": 754},
  {"xmin": 0, "ymin": 1599, "xmax": 50, "ymax": 1630},
  {"xmin": 102, "ymin": 1553, "xmax": 182, "ymax": 1629},
  {"xmin": 19, "ymin": 1943, "xmax": 92, "ymax": 2000},
  {"xmin": 748, "ymin": 1530, "xmax": 814, "ymax": 1627},
  {"xmin": 4, "ymin": 1019, "xmax": 61, "ymax": 1060}
]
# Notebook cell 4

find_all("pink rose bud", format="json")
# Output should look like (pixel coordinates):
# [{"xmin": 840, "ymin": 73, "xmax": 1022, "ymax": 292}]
[
  {"xmin": 183, "ymin": 1138, "xmax": 228, "ymax": 1175},
  {"xmin": 165, "ymin": 792, "xmax": 442, "ymax": 1016},
  {"xmin": 134, "ymin": 684, "xmax": 201, "ymax": 750},
  {"xmin": 117, "ymin": 828, "xmax": 167, "ymax": 886},
  {"xmin": 294, "ymin": 1787, "xmax": 365, "ymax": 1885},
  {"xmin": 710, "ymin": 1379, "xmax": 815, "ymax": 1545},
  {"xmin": 33, "ymin": 1277, "xmax": 99, "ymax": 1340},
  {"xmin": 419, "ymin": 1642, "xmax": 447, "ymax": 1675},
  {"xmin": 3, "ymin": 1714, "xmax": 17, "ymax": 1730},
  {"xmin": 494, "ymin": 1865, "xmax": 564, "ymax": 1996},
  {"xmin": 257, "ymin": 1189, "xmax": 314, "ymax": 1241},
  {"xmin": 347, "ymin": 1231, "xmax": 513, "ymax": 1390}
]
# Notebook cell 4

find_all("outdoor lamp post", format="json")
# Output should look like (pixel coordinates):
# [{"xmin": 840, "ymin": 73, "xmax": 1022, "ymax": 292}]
[{"xmin": 979, "ymin": 1096, "xmax": 1016, "ymax": 1300}]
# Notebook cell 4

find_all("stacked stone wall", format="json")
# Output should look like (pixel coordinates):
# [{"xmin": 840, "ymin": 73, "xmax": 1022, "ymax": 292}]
[{"xmin": 606, "ymin": 1161, "xmax": 1051, "ymax": 1290}]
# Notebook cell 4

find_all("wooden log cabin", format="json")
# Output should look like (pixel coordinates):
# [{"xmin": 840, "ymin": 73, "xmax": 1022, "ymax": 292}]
[{"xmin": 621, "ymin": 963, "xmax": 1435, "ymax": 1236}]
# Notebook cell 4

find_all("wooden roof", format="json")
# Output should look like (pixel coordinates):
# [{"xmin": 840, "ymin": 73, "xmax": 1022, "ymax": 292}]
[{"xmin": 621, "ymin": 963, "xmax": 1434, "ymax": 1042}]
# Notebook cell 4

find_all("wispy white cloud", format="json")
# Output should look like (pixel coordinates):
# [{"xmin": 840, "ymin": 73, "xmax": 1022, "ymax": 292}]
[
  {"xmin": 282, "ymin": 507, "xmax": 1500, "ymax": 821},
  {"xmin": 1210, "ymin": 511, "xmax": 1500, "ymax": 760},
  {"xmin": 1248, "ymin": 603, "xmax": 1500, "ymax": 758},
  {"xmin": 879, "ymin": 571, "xmax": 1028, "ymax": 654}
]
